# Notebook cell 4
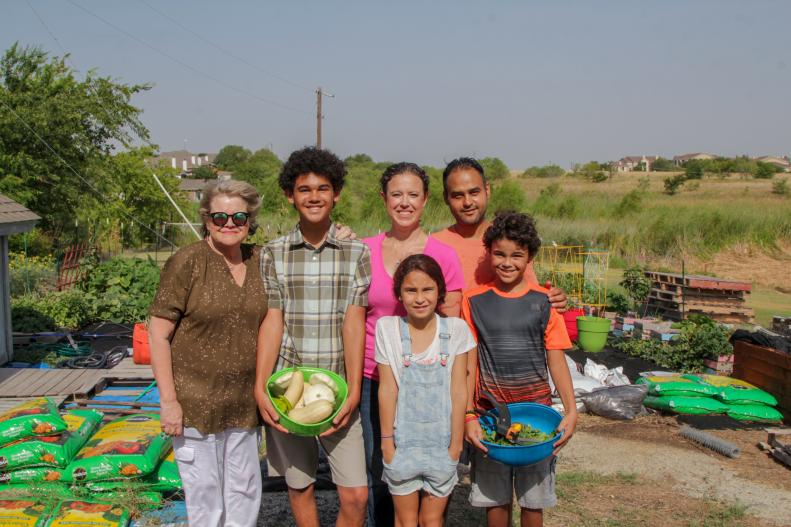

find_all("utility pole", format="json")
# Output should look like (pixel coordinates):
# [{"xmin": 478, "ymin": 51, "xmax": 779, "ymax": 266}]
[{"xmin": 315, "ymin": 86, "xmax": 334, "ymax": 149}]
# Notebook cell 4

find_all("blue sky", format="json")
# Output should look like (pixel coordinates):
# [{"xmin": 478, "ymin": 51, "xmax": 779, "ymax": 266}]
[{"xmin": 3, "ymin": 1, "xmax": 790, "ymax": 168}]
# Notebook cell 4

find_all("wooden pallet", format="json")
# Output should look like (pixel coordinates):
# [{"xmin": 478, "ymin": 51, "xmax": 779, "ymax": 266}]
[
  {"xmin": 644, "ymin": 271, "xmax": 752, "ymax": 292},
  {"xmin": 0, "ymin": 368, "xmax": 104, "ymax": 398}
]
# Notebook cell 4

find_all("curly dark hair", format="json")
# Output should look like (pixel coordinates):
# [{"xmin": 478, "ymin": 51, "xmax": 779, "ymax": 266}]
[
  {"xmin": 279, "ymin": 147, "xmax": 346, "ymax": 193},
  {"xmin": 380, "ymin": 162, "xmax": 429, "ymax": 195},
  {"xmin": 392, "ymin": 254, "xmax": 447, "ymax": 307},
  {"xmin": 483, "ymin": 211, "xmax": 541, "ymax": 259},
  {"xmin": 442, "ymin": 157, "xmax": 486, "ymax": 195}
]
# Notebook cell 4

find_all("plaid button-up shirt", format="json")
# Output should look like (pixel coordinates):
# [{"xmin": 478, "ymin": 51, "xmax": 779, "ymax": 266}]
[{"xmin": 260, "ymin": 223, "xmax": 371, "ymax": 377}]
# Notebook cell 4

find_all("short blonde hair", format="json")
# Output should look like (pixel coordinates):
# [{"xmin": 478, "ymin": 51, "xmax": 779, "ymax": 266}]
[{"xmin": 198, "ymin": 180, "xmax": 262, "ymax": 237}]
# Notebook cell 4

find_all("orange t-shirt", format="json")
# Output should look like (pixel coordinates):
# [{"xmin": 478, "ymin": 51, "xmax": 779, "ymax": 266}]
[{"xmin": 432, "ymin": 226, "xmax": 538, "ymax": 291}]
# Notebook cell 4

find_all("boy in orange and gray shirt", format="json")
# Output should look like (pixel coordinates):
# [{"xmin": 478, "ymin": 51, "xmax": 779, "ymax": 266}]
[{"xmin": 462, "ymin": 211, "xmax": 577, "ymax": 527}]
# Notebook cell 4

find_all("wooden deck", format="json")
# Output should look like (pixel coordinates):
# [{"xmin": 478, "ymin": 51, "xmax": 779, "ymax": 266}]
[{"xmin": 0, "ymin": 357, "xmax": 154, "ymax": 411}]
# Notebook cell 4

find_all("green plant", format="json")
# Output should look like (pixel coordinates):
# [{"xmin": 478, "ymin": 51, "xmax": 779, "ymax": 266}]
[
  {"xmin": 79, "ymin": 257, "xmax": 161, "ymax": 323},
  {"xmin": 612, "ymin": 315, "xmax": 732, "ymax": 372},
  {"xmin": 614, "ymin": 189, "xmax": 643, "ymax": 216},
  {"xmin": 8, "ymin": 252, "xmax": 57, "ymax": 296},
  {"xmin": 606, "ymin": 290, "xmax": 630, "ymax": 315},
  {"xmin": 488, "ymin": 180, "xmax": 527, "ymax": 213},
  {"xmin": 663, "ymin": 174, "xmax": 686, "ymax": 195},
  {"xmin": 772, "ymin": 178, "xmax": 788, "ymax": 195},
  {"xmin": 620, "ymin": 265, "xmax": 651, "ymax": 309},
  {"xmin": 11, "ymin": 290, "xmax": 93, "ymax": 331}
]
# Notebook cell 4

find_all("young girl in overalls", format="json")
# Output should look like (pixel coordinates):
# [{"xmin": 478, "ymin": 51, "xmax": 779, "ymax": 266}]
[{"xmin": 375, "ymin": 254, "xmax": 476, "ymax": 527}]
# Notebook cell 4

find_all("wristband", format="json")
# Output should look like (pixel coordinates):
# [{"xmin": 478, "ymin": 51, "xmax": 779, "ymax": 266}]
[
  {"xmin": 380, "ymin": 435, "xmax": 394, "ymax": 440},
  {"xmin": 464, "ymin": 414, "xmax": 479, "ymax": 423}
]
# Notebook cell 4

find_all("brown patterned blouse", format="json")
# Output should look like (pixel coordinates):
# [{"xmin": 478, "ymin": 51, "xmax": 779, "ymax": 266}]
[{"xmin": 149, "ymin": 240, "xmax": 267, "ymax": 434}]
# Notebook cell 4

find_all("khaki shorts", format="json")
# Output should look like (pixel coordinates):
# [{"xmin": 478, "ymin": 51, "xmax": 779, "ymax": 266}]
[
  {"xmin": 265, "ymin": 411, "xmax": 367, "ymax": 489},
  {"xmin": 469, "ymin": 451, "xmax": 557, "ymax": 510}
]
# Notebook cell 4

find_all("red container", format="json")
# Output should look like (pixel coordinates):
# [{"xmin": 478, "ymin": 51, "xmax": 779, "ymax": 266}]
[
  {"xmin": 563, "ymin": 308, "xmax": 584, "ymax": 342},
  {"xmin": 133, "ymin": 323, "xmax": 151, "ymax": 365}
]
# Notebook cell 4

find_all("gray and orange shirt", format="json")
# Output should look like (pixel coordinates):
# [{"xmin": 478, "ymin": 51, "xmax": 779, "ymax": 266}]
[{"xmin": 461, "ymin": 282, "xmax": 572, "ymax": 411}]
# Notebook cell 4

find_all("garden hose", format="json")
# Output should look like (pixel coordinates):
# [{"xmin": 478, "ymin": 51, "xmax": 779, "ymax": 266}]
[{"xmin": 58, "ymin": 345, "xmax": 128, "ymax": 369}]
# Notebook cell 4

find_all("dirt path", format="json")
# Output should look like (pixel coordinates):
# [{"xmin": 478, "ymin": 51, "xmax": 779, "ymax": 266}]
[{"xmin": 562, "ymin": 429, "xmax": 791, "ymax": 526}]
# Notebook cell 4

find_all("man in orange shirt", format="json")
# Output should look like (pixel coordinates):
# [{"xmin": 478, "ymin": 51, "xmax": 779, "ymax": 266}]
[{"xmin": 432, "ymin": 157, "xmax": 567, "ymax": 309}]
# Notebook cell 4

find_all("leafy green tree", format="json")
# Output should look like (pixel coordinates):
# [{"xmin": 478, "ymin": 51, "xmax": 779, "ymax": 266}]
[
  {"xmin": 578, "ymin": 161, "xmax": 607, "ymax": 182},
  {"xmin": 190, "ymin": 165, "xmax": 214, "ymax": 179},
  {"xmin": 0, "ymin": 44, "xmax": 151, "ymax": 238},
  {"xmin": 755, "ymin": 162, "xmax": 778, "ymax": 179},
  {"xmin": 522, "ymin": 164, "xmax": 565, "ymax": 178},
  {"xmin": 488, "ymin": 180, "xmax": 526, "ymax": 213},
  {"xmin": 651, "ymin": 157, "xmax": 675, "ymax": 171},
  {"xmin": 214, "ymin": 145, "xmax": 251, "ymax": 171},
  {"xmin": 233, "ymin": 148, "xmax": 282, "ymax": 195},
  {"xmin": 619, "ymin": 265, "xmax": 651, "ymax": 309},
  {"xmin": 479, "ymin": 157, "xmax": 510, "ymax": 180},
  {"xmin": 684, "ymin": 160, "xmax": 705, "ymax": 180}
]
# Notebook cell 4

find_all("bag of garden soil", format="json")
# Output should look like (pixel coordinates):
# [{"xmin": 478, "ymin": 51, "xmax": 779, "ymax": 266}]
[
  {"xmin": 150, "ymin": 450, "xmax": 181, "ymax": 493},
  {"xmin": 635, "ymin": 376, "xmax": 718, "ymax": 397},
  {"xmin": 44, "ymin": 499, "xmax": 130, "ymax": 527},
  {"xmin": 0, "ymin": 399, "xmax": 67, "ymax": 448},
  {"xmin": 0, "ymin": 498, "xmax": 51, "ymax": 527},
  {"xmin": 726, "ymin": 404, "xmax": 783, "ymax": 422},
  {"xmin": 684, "ymin": 374, "xmax": 779, "ymax": 406},
  {"xmin": 67, "ymin": 413, "xmax": 170, "ymax": 482},
  {"xmin": 644, "ymin": 395, "xmax": 729, "ymax": 415},
  {"xmin": 0, "ymin": 410, "xmax": 102, "ymax": 472},
  {"xmin": 0, "ymin": 467, "xmax": 67, "ymax": 485}
]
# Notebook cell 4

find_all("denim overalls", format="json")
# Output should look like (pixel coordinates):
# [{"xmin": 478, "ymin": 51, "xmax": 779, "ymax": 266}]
[{"xmin": 382, "ymin": 316, "xmax": 459, "ymax": 497}]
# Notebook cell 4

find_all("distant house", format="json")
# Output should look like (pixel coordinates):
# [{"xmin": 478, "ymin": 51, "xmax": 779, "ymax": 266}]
[
  {"xmin": 178, "ymin": 178, "xmax": 212, "ymax": 203},
  {"xmin": 612, "ymin": 156, "xmax": 660, "ymax": 172},
  {"xmin": 755, "ymin": 156, "xmax": 791, "ymax": 172},
  {"xmin": 0, "ymin": 195, "xmax": 40, "ymax": 363},
  {"xmin": 672, "ymin": 153, "xmax": 716, "ymax": 166},
  {"xmin": 151, "ymin": 150, "xmax": 217, "ymax": 176}
]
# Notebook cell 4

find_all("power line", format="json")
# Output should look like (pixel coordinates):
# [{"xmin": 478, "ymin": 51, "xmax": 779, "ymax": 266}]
[
  {"xmin": 0, "ymin": 98, "xmax": 176, "ymax": 248},
  {"xmin": 138, "ymin": 0, "xmax": 314, "ymax": 94},
  {"xmin": 65, "ymin": 0, "xmax": 311, "ymax": 116},
  {"xmin": 25, "ymin": 0, "xmax": 67, "ymax": 55}
]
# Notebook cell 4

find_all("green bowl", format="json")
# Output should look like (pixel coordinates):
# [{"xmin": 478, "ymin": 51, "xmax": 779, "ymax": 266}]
[{"xmin": 267, "ymin": 367, "xmax": 348, "ymax": 436}]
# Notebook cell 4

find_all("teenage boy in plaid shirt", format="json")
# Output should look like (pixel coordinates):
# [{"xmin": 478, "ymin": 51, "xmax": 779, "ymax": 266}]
[{"xmin": 255, "ymin": 147, "xmax": 371, "ymax": 527}]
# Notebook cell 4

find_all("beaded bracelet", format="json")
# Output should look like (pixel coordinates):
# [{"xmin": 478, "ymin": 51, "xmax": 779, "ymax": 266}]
[{"xmin": 464, "ymin": 414, "xmax": 478, "ymax": 423}]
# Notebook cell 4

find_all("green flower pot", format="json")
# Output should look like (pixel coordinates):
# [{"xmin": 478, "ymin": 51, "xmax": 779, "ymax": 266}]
[
  {"xmin": 576, "ymin": 316, "xmax": 611, "ymax": 353},
  {"xmin": 267, "ymin": 367, "xmax": 348, "ymax": 436}
]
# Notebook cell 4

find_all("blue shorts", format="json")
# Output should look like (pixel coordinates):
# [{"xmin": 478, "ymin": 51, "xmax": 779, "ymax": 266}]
[{"xmin": 383, "ymin": 449, "xmax": 459, "ymax": 498}]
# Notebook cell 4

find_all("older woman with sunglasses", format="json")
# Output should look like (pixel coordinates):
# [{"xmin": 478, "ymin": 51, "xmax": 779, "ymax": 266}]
[{"xmin": 148, "ymin": 180, "xmax": 268, "ymax": 527}]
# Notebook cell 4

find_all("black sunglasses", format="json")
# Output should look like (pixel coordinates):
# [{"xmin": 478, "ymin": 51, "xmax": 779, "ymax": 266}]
[{"xmin": 208, "ymin": 211, "xmax": 249, "ymax": 227}]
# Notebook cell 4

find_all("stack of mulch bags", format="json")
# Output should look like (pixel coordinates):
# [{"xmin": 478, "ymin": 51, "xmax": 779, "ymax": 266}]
[
  {"xmin": 639, "ymin": 374, "xmax": 784, "ymax": 422},
  {"xmin": 0, "ymin": 397, "xmax": 181, "ymax": 527}
]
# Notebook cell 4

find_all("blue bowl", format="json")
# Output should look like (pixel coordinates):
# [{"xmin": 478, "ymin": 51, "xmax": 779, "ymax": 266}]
[{"xmin": 479, "ymin": 402, "xmax": 563, "ymax": 467}]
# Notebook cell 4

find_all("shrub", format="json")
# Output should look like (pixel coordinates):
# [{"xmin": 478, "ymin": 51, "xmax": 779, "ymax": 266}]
[
  {"xmin": 684, "ymin": 161, "xmax": 705, "ymax": 180},
  {"xmin": 772, "ymin": 178, "xmax": 788, "ymax": 196},
  {"xmin": 79, "ymin": 257, "xmax": 161, "ymax": 323},
  {"xmin": 614, "ymin": 190, "xmax": 643, "ymax": 216},
  {"xmin": 8, "ymin": 252, "xmax": 57, "ymax": 296},
  {"xmin": 754, "ymin": 162, "xmax": 778, "ymax": 179},
  {"xmin": 522, "ymin": 164, "xmax": 565, "ymax": 178},
  {"xmin": 488, "ymin": 180, "xmax": 527, "ymax": 213},
  {"xmin": 11, "ymin": 290, "xmax": 93, "ymax": 331},
  {"xmin": 479, "ymin": 157, "xmax": 510, "ymax": 180},
  {"xmin": 663, "ymin": 175, "xmax": 686, "ymax": 195},
  {"xmin": 606, "ymin": 290, "xmax": 630, "ymax": 315},
  {"xmin": 619, "ymin": 265, "xmax": 651, "ymax": 309}
]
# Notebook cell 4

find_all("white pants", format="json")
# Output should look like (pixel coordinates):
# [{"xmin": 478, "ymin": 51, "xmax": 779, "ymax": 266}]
[{"xmin": 173, "ymin": 427, "xmax": 262, "ymax": 527}]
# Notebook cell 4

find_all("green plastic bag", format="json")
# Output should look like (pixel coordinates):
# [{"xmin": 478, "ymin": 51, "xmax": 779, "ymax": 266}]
[
  {"xmin": 726, "ymin": 404, "xmax": 783, "ymax": 422},
  {"xmin": 67, "ymin": 414, "xmax": 170, "ymax": 482},
  {"xmin": 44, "ymin": 499, "xmax": 130, "ymax": 527},
  {"xmin": 644, "ymin": 395, "xmax": 729, "ymax": 415},
  {"xmin": 0, "ymin": 399, "xmax": 67, "ymax": 448},
  {"xmin": 0, "ymin": 497, "xmax": 51, "ymax": 527},
  {"xmin": 149, "ymin": 450, "xmax": 181, "ymax": 493},
  {"xmin": 0, "ymin": 409, "xmax": 102, "ymax": 472},
  {"xmin": 717, "ymin": 386, "xmax": 778, "ymax": 406},
  {"xmin": 0, "ymin": 467, "xmax": 67, "ymax": 485},
  {"xmin": 636, "ymin": 376, "xmax": 718, "ymax": 397}
]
